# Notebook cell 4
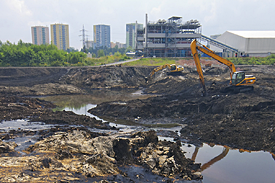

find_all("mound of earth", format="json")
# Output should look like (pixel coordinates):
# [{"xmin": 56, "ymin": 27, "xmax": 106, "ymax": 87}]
[
  {"xmin": 89, "ymin": 64, "xmax": 275, "ymax": 154},
  {"xmin": 1, "ymin": 63, "xmax": 275, "ymax": 181}
]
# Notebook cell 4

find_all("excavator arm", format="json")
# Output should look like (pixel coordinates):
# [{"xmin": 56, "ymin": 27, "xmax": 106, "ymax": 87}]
[
  {"xmin": 191, "ymin": 39, "xmax": 236, "ymax": 79},
  {"xmin": 149, "ymin": 64, "xmax": 184, "ymax": 77},
  {"xmin": 190, "ymin": 40, "xmax": 207, "ymax": 95},
  {"xmin": 149, "ymin": 64, "xmax": 171, "ymax": 77},
  {"xmin": 190, "ymin": 39, "xmax": 255, "ymax": 94}
]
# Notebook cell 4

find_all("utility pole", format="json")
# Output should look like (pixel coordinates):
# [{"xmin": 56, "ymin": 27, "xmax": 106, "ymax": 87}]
[{"xmin": 80, "ymin": 25, "xmax": 88, "ymax": 52}]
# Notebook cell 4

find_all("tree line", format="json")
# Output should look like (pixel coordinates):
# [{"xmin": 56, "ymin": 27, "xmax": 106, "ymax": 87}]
[
  {"xmin": 1, "ymin": 40, "xmax": 275, "ymax": 67},
  {"xmin": 228, "ymin": 55, "xmax": 275, "ymax": 65},
  {"xmin": 81, "ymin": 45, "xmax": 134, "ymax": 58},
  {"xmin": 0, "ymin": 40, "xmax": 132, "ymax": 67}
]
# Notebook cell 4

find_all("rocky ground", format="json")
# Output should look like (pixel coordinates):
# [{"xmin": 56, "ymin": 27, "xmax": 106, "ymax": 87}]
[
  {"xmin": 0, "ymin": 129, "xmax": 201, "ymax": 182},
  {"xmin": 0, "ymin": 62, "xmax": 275, "ymax": 182}
]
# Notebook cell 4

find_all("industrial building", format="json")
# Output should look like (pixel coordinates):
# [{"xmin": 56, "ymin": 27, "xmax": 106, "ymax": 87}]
[
  {"xmin": 212, "ymin": 31, "xmax": 275, "ymax": 57},
  {"xmin": 126, "ymin": 23, "xmax": 143, "ymax": 48},
  {"xmin": 93, "ymin": 24, "xmax": 111, "ymax": 48},
  {"xmin": 50, "ymin": 23, "xmax": 69, "ymax": 51},
  {"xmin": 31, "ymin": 26, "xmax": 49, "ymax": 45},
  {"xmin": 142, "ymin": 15, "xmax": 201, "ymax": 57}
]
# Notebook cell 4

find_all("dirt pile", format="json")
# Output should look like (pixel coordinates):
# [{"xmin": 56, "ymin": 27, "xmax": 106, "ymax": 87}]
[
  {"xmin": 0, "ymin": 129, "xmax": 201, "ymax": 182},
  {"xmin": 1, "ymin": 63, "xmax": 275, "ymax": 181},
  {"xmin": 0, "ymin": 66, "xmax": 151, "ymax": 96},
  {"xmin": 0, "ymin": 67, "xmax": 68, "ymax": 86},
  {"xmin": 0, "ymin": 93, "xmax": 111, "ymax": 129},
  {"xmin": 89, "ymin": 65, "xmax": 275, "ymax": 154},
  {"xmin": 59, "ymin": 66, "xmax": 151, "ymax": 89}
]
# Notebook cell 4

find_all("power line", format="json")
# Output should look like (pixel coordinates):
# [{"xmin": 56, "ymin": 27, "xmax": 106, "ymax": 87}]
[{"xmin": 79, "ymin": 25, "xmax": 88, "ymax": 51}]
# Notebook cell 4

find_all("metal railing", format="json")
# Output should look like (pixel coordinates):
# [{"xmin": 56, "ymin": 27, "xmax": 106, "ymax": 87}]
[{"xmin": 201, "ymin": 34, "xmax": 238, "ymax": 52}]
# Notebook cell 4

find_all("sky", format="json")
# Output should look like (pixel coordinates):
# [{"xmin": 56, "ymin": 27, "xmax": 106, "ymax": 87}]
[{"xmin": 0, "ymin": 0, "xmax": 274, "ymax": 50}]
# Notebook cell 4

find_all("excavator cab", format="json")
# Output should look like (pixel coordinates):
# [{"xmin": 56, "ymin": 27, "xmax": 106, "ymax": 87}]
[
  {"xmin": 231, "ymin": 71, "xmax": 256, "ymax": 86},
  {"xmin": 231, "ymin": 71, "xmax": 245, "ymax": 85},
  {"xmin": 170, "ymin": 64, "xmax": 177, "ymax": 71}
]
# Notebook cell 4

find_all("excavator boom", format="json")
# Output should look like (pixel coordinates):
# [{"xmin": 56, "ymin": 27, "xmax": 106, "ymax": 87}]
[
  {"xmin": 190, "ymin": 39, "xmax": 256, "ymax": 94},
  {"xmin": 190, "ymin": 40, "xmax": 207, "ymax": 95}
]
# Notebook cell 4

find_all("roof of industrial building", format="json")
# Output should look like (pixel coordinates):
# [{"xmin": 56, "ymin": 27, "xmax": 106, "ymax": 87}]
[{"xmin": 228, "ymin": 31, "xmax": 275, "ymax": 38}]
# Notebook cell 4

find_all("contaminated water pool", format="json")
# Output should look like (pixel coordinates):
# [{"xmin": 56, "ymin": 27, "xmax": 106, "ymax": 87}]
[
  {"xmin": 52, "ymin": 94, "xmax": 275, "ymax": 183},
  {"xmin": 2, "ymin": 93, "xmax": 273, "ymax": 183}
]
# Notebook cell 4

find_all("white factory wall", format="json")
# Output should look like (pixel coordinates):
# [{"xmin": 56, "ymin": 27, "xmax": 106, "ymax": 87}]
[{"xmin": 210, "ymin": 31, "xmax": 275, "ymax": 57}]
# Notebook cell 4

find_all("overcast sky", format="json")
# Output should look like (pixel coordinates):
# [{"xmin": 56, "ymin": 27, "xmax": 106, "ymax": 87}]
[{"xmin": 0, "ymin": 0, "xmax": 274, "ymax": 50}]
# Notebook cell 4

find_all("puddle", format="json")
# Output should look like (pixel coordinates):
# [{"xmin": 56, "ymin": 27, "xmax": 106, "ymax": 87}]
[
  {"xmin": 180, "ymin": 143, "xmax": 275, "ymax": 183},
  {"xmin": 41, "ymin": 94, "xmax": 275, "ymax": 183},
  {"xmin": 62, "ymin": 103, "xmax": 141, "ymax": 133},
  {"xmin": 0, "ymin": 119, "xmax": 55, "ymax": 132},
  {"xmin": 0, "ymin": 119, "xmax": 59, "ymax": 153}
]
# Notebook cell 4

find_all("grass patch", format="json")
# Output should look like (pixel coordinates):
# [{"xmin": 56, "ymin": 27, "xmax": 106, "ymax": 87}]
[{"xmin": 122, "ymin": 57, "xmax": 178, "ymax": 66}]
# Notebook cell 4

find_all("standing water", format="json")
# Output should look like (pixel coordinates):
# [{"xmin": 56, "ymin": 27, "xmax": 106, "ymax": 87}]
[{"xmin": 42, "ymin": 94, "xmax": 275, "ymax": 183}]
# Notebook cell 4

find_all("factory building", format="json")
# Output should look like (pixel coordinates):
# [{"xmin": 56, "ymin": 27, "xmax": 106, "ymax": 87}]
[
  {"xmin": 212, "ymin": 31, "xmax": 275, "ymax": 57},
  {"xmin": 142, "ymin": 15, "xmax": 201, "ymax": 57}
]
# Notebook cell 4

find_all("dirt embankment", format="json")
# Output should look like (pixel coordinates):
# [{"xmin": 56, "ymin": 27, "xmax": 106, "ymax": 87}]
[
  {"xmin": 0, "ymin": 65, "xmax": 205, "ymax": 182},
  {"xmin": 89, "ymin": 65, "xmax": 275, "ymax": 154},
  {"xmin": 1, "ymin": 64, "xmax": 275, "ymax": 157},
  {"xmin": 0, "ymin": 66, "xmax": 151, "ymax": 96}
]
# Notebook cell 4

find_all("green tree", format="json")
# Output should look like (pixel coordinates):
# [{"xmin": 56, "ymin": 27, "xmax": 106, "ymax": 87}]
[
  {"xmin": 97, "ymin": 49, "xmax": 105, "ymax": 57},
  {"xmin": 125, "ymin": 46, "xmax": 134, "ymax": 53},
  {"xmin": 114, "ymin": 51, "xmax": 121, "ymax": 57}
]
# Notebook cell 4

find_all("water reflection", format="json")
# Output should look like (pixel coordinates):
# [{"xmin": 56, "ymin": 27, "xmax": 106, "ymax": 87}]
[
  {"xmin": 191, "ymin": 146, "xmax": 230, "ymax": 171},
  {"xmin": 41, "ymin": 93, "xmax": 275, "ymax": 183},
  {"xmin": 181, "ymin": 143, "xmax": 275, "ymax": 183},
  {"xmin": 42, "ymin": 89, "xmax": 155, "ymax": 110}
]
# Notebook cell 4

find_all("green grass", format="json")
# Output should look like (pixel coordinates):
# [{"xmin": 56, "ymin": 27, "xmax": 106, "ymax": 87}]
[{"xmin": 122, "ymin": 57, "xmax": 178, "ymax": 66}]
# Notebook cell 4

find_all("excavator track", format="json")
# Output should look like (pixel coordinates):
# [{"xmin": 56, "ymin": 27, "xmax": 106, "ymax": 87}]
[{"xmin": 221, "ymin": 85, "xmax": 254, "ymax": 94}]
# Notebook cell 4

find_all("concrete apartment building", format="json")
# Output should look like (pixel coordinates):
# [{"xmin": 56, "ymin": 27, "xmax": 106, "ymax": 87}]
[
  {"xmin": 143, "ymin": 15, "xmax": 201, "ymax": 57},
  {"xmin": 50, "ymin": 23, "xmax": 69, "ymax": 51},
  {"xmin": 93, "ymin": 24, "xmax": 111, "ymax": 48},
  {"xmin": 111, "ymin": 42, "xmax": 126, "ymax": 48},
  {"xmin": 31, "ymin": 26, "xmax": 49, "ymax": 45},
  {"xmin": 85, "ymin": 40, "xmax": 94, "ymax": 49},
  {"xmin": 126, "ymin": 23, "xmax": 143, "ymax": 48}
]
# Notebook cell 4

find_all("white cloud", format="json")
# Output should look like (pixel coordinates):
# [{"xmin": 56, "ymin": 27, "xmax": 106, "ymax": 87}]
[
  {"xmin": 6, "ymin": 0, "xmax": 32, "ymax": 16},
  {"xmin": 0, "ymin": 0, "xmax": 275, "ymax": 49}
]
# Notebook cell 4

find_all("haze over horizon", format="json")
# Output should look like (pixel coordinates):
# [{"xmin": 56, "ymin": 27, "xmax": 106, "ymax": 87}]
[{"xmin": 0, "ymin": 0, "xmax": 274, "ymax": 50}]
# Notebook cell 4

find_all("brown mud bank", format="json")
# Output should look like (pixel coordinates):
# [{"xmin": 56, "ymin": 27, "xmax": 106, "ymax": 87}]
[
  {"xmin": 0, "ymin": 66, "xmax": 151, "ymax": 96},
  {"xmin": 0, "ymin": 66, "xmax": 203, "ymax": 182},
  {"xmin": 89, "ymin": 65, "xmax": 275, "ymax": 154},
  {"xmin": 0, "ymin": 93, "xmax": 111, "ymax": 129},
  {"xmin": 0, "ymin": 129, "xmax": 202, "ymax": 182},
  {"xmin": 1, "ymin": 64, "xmax": 275, "ymax": 181}
]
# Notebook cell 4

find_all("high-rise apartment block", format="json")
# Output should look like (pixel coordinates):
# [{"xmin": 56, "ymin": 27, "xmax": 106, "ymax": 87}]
[
  {"xmin": 126, "ymin": 23, "xmax": 143, "ymax": 48},
  {"xmin": 50, "ymin": 23, "xmax": 69, "ymax": 51},
  {"xmin": 31, "ymin": 26, "xmax": 49, "ymax": 45},
  {"xmin": 93, "ymin": 24, "xmax": 111, "ymax": 48}
]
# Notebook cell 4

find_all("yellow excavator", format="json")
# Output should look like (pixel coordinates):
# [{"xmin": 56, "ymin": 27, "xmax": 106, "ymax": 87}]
[
  {"xmin": 190, "ymin": 39, "xmax": 256, "ymax": 95},
  {"xmin": 149, "ymin": 64, "xmax": 184, "ymax": 77}
]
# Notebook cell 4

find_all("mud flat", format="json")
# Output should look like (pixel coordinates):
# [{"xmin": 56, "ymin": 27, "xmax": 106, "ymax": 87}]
[
  {"xmin": 0, "ymin": 64, "xmax": 275, "ymax": 182},
  {"xmin": 88, "ymin": 65, "xmax": 275, "ymax": 154}
]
